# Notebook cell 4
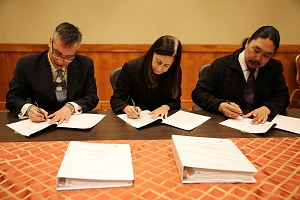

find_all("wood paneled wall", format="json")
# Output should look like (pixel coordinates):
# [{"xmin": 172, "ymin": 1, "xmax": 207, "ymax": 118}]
[{"xmin": 1, "ymin": 44, "xmax": 300, "ymax": 112}]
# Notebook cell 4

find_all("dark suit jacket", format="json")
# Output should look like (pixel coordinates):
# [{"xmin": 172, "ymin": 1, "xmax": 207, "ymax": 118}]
[
  {"xmin": 110, "ymin": 58, "xmax": 181, "ymax": 114},
  {"xmin": 6, "ymin": 50, "xmax": 99, "ymax": 117},
  {"xmin": 192, "ymin": 48, "xmax": 290, "ymax": 117}
]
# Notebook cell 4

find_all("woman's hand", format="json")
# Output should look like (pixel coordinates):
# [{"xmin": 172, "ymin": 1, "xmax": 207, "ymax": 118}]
[
  {"xmin": 123, "ymin": 105, "xmax": 141, "ymax": 119},
  {"xmin": 149, "ymin": 105, "xmax": 170, "ymax": 119}
]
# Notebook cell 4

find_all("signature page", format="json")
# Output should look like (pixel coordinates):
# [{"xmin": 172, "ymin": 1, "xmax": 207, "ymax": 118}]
[
  {"xmin": 6, "ymin": 119, "xmax": 51, "ymax": 137},
  {"xmin": 219, "ymin": 116, "xmax": 275, "ymax": 134},
  {"xmin": 117, "ymin": 110, "xmax": 162, "ymax": 128}
]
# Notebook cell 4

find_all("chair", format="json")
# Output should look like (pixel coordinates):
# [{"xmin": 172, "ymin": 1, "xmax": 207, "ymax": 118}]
[
  {"xmin": 198, "ymin": 64, "xmax": 210, "ymax": 79},
  {"xmin": 289, "ymin": 55, "xmax": 300, "ymax": 108},
  {"xmin": 192, "ymin": 64, "xmax": 210, "ymax": 110},
  {"xmin": 110, "ymin": 67, "xmax": 122, "ymax": 90}
]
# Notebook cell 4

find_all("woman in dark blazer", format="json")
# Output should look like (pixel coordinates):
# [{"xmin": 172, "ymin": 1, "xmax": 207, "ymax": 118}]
[{"xmin": 110, "ymin": 35, "xmax": 182, "ymax": 119}]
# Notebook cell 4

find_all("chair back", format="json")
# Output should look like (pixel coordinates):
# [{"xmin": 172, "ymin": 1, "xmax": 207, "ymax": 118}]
[
  {"xmin": 198, "ymin": 64, "xmax": 210, "ymax": 79},
  {"xmin": 296, "ymin": 55, "xmax": 300, "ymax": 86},
  {"xmin": 110, "ymin": 67, "xmax": 122, "ymax": 90},
  {"xmin": 193, "ymin": 64, "xmax": 210, "ymax": 110}
]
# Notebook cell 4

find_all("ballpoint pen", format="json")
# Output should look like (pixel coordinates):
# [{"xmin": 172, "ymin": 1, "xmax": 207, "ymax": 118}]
[
  {"xmin": 35, "ymin": 102, "xmax": 47, "ymax": 121},
  {"xmin": 130, "ymin": 98, "xmax": 139, "ymax": 117},
  {"xmin": 226, "ymin": 100, "xmax": 243, "ymax": 116}
]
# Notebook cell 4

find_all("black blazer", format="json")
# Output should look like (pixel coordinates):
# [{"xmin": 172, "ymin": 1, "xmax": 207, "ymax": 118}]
[
  {"xmin": 6, "ymin": 50, "xmax": 99, "ymax": 117},
  {"xmin": 110, "ymin": 58, "xmax": 181, "ymax": 114}
]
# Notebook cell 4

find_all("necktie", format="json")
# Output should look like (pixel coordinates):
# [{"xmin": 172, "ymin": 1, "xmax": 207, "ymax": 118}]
[
  {"xmin": 55, "ymin": 69, "xmax": 67, "ymax": 104},
  {"xmin": 244, "ymin": 68, "xmax": 256, "ymax": 109}
]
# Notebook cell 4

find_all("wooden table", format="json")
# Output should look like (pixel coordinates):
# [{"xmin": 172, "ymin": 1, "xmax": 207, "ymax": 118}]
[{"xmin": 0, "ymin": 109, "xmax": 299, "ymax": 142}]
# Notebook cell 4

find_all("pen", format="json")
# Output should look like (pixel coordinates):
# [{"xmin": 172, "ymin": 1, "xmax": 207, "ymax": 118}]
[
  {"xmin": 130, "ymin": 98, "xmax": 139, "ymax": 117},
  {"xmin": 35, "ymin": 102, "xmax": 47, "ymax": 121},
  {"xmin": 226, "ymin": 100, "xmax": 243, "ymax": 116}
]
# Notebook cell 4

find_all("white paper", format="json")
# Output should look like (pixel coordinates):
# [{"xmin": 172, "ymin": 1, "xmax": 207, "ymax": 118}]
[
  {"xmin": 171, "ymin": 135, "xmax": 257, "ymax": 183},
  {"xmin": 6, "ymin": 113, "xmax": 105, "ymax": 137},
  {"xmin": 271, "ymin": 114, "xmax": 300, "ymax": 135},
  {"xmin": 117, "ymin": 110, "xmax": 162, "ymax": 128},
  {"xmin": 6, "ymin": 119, "xmax": 51, "ymax": 136},
  {"xmin": 219, "ymin": 116, "xmax": 275, "ymax": 134},
  {"xmin": 57, "ymin": 113, "xmax": 105, "ymax": 129},
  {"xmin": 117, "ymin": 110, "xmax": 210, "ymax": 130},
  {"xmin": 57, "ymin": 141, "xmax": 134, "ymax": 190},
  {"xmin": 161, "ymin": 110, "xmax": 211, "ymax": 131}
]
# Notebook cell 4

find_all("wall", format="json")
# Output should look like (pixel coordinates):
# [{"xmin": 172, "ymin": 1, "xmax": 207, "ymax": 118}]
[
  {"xmin": 0, "ymin": 0, "xmax": 300, "ymax": 44},
  {"xmin": 0, "ymin": 1, "xmax": 300, "ymax": 111}
]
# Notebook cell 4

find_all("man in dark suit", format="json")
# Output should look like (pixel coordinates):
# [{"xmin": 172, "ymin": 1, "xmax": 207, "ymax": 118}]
[
  {"xmin": 192, "ymin": 26, "xmax": 289, "ymax": 125},
  {"xmin": 6, "ymin": 22, "xmax": 99, "ymax": 124}
]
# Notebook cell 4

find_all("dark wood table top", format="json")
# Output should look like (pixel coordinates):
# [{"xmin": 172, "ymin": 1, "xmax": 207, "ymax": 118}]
[{"xmin": 1, "ymin": 109, "xmax": 299, "ymax": 142}]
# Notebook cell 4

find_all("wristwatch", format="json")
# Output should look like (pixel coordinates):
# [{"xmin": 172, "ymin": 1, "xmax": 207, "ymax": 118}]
[{"xmin": 65, "ymin": 103, "xmax": 75, "ymax": 114}]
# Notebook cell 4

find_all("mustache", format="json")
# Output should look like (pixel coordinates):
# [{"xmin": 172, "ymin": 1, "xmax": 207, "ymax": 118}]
[{"xmin": 249, "ymin": 60, "xmax": 261, "ymax": 66}]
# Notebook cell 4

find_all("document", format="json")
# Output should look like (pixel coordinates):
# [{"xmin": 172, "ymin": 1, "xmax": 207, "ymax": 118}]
[
  {"xmin": 271, "ymin": 114, "xmax": 300, "ymax": 135},
  {"xmin": 171, "ymin": 135, "xmax": 258, "ymax": 184},
  {"xmin": 117, "ymin": 110, "xmax": 210, "ymax": 130},
  {"xmin": 6, "ymin": 113, "xmax": 105, "ymax": 137},
  {"xmin": 56, "ymin": 141, "xmax": 134, "ymax": 190},
  {"xmin": 219, "ymin": 116, "xmax": 275, "ymax": 134}
]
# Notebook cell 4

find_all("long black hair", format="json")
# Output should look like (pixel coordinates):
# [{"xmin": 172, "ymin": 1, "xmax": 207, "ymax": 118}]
[
  {"xmin": 242, "ymin": 26, "xmax": 280, "ymax": 54},
  {"xmin": 136, "ymin": 35, "xmax": 182, "ymax": 98}
]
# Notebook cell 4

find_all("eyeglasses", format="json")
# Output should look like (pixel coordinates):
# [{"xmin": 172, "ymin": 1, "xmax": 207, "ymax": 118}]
[{"xmin": 51, "ymin": 42, "xmax": 75, "ymax": 63}]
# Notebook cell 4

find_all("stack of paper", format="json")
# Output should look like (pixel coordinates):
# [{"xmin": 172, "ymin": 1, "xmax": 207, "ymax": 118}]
[
  {"xmin": 56, "ymin": 141, "xmax": 134, "ymax": 190},
  {"xmin": 171, "ymin": 135, "xmax": 257, "ymax": 183},
  {"xmin": 117, "ymin": 110, "xmax": 210, "ymax": 130}
]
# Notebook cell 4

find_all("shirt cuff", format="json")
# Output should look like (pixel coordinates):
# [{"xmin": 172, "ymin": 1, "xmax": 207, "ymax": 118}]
[
  {"xmin": 68, "ymin": 102, "xmax": 82, "ymax": 115},
  {"xmin": 18, "ymin": 103, "xmax": 33, "ymax": 119}
]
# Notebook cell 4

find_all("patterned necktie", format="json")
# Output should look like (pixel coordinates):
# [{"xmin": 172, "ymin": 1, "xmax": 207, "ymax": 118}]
[
  {"xmin": 55, "ymin": 69, "xmax": 67, "ymax": 105},
  {"xmin": 244, "ymin": 68, "xmax": 256, "ymax": 109}
]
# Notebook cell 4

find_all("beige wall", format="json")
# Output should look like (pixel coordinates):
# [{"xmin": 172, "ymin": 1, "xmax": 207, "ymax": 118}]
[{"xmin": 0, "ymin": 0, "xmax": 300, "ymax": 44}]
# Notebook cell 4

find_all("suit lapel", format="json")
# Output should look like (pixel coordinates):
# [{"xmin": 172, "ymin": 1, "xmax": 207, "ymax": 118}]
[{"xmin": 67, "ymin": 61, "xmax": 79, "ymax": 100}]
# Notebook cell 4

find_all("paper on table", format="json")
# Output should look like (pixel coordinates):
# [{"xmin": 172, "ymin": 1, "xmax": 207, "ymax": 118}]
[
  {"xmin": 271, "ymin": 114, "xmax": 300, "ymax": 135},
  {"xmin": 117, "ymin": 110, "xmax": 210, "ymax": 130},
  {"xmin": 6, "ymin": 113, "xmax": 105, "ymax": 137},
  {"xmin": 57, "ymin": 113, "xmax": 105, "ymax": 129},
  {"xmin": 219, "ymin": 116, "xmax": 275, "ymax": 134},
  {"xmin": 117, "ymin": 110, "xmax": 161, "ymax": 128},
  {"xmin": 57, "ymin": 141, "xmax": 134, "ymax": 190},
  {"xmin": 161, "ymin": 110, "xmax": 210, "ymax": 131}
]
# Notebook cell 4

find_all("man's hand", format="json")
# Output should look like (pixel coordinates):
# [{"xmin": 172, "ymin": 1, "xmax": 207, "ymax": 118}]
[
  {"xmin": 48, "ymin": 105, "xmax": 73, "ymax": 125},
  {"xmin": 218, "ymin": 101, "xmax": 243, "ymax": 119},
  {"xmin": 27, "ymin": 105, "xmax": 48, "ymax": 122},
  {"xmin": 243, "ymin": 106, "xmax": 270, "ymax": 124}
]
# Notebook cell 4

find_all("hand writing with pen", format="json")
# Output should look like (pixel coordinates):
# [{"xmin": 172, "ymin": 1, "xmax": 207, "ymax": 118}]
[
  {"xmin": 122, "ymin": 98, "xmax": 141, "ymax": 119},
  {"xmin": 218, "ymin": 100, "xmax": 243, "ymax": 119},
  {"xmin": 219, "ymin": 100, "xmax": 270, "ymax": 124},
  {"xmin": 26, "ymin": 102, "xmax": 48, "ymax": 123}
]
